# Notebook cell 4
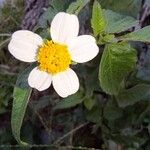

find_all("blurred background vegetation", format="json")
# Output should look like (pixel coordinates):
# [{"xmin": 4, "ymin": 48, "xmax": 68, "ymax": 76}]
[{"xmin": 0, "ymin": 0, "xmax": 150, "ymax": 150}]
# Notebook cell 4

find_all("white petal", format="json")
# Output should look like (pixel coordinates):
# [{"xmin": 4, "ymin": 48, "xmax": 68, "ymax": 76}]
[
  {"xmin": 50, "ymin": 12, "xmax": 79, "ymax": 44},
  {"xmin": 67, "ymin": 35, "xmax": 99, "ymax": 63},
  {"xmin": 28, "ymin": 67, "xmax": 52, "ymax": 91},
  {"xmin": 8, "ymin": 30, "xmax": 43, "ymax": 62},
  {"xmin": 52, "ymin": 68, "xmax": 79, "ymax": 98}
]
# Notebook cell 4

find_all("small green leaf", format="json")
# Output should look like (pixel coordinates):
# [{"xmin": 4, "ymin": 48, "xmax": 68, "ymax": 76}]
[
  {"xmin": 99, "ymin": 42, "xmax": 137, "ymax": 95},
  {"xmin": 91, "ymin": 0, "xmax": 106, "ymax": 36},
  {"xmin": 54, "ymin": 90, "xmax": 84, "ymax": 109},
  {"xmin": 116, "ymin": 84, "xmax": 150, "ymax": 107},
  {"xmin": 103, "ymin": 9, "xmax": 137, "ymax": 33},
  {"xmin": 67, "ymin": 0, "xmax": 90, "ymax": 15},
  {"xmin": 11, "ymin": 64, "xmax": 35, "ymax": 144},
  {"xmin": 119, "ymin": 26, "xmax": 150, "ymax": 43},
  {"xmin": 84, "ymin": 97, "xmax": 95, "ymax": 110},
  {"xmin": 102, "ymin": 34, "xmax": 115, "ymax": 42},
  {"xmin": 98, "ymin": 34, "xmax": 117, "ymax": 44}
]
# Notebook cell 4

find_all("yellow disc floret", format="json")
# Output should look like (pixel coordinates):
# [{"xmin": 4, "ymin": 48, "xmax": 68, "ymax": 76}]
[{"xmin": 37, "ymin": 40, "xmax": 71, "ymax": 74}]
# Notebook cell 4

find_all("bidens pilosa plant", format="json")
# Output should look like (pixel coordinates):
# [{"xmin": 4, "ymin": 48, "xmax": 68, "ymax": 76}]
[{"xmin": 8, "ymin": 0, "xmax": 150, "ymax": 148}]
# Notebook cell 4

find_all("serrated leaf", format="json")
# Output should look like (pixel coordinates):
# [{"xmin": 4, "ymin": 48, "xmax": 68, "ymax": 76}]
[
  {"xmin": 54, "ymin": 90, "xmax": 84, "ymax": 110},
  {"xmin": 116, "ymin": 84, "xmax": 150, "ymax": 107},
  {"xmin": 99, "ymin": 42, "xmax": 137, "ymax": 95},
  {"xmin": 11, "ymin": 64, "xmax": 35, "ymax": 144},
  {"xmin": 120, "ymin": 26, "xmax": 150, "ymax": 43},
  {"xmin": 91, "ymin": 0, "xmax": 106, "ymax": 36},
  {"xmin": 103, "ymin": 9, "xmax": 137, "ymax": 33},
  {"xmin": 67, "ymin": 0, "xmax": 90, "ymax": 15}
]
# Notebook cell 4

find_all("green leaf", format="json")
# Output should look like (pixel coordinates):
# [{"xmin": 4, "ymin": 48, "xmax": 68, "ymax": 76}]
[
  {"xmin": 116, "ymin": 84, "xmax": 150, "ymax": 107},
  {"xmin": 98, "ymin": 0, "xmax": 142, "ymax": 17},
  {"xmin": 98, "ymin": 34, "xmax": 117, "ymax": 44},
  {"xmin": 54, "ymin": 90, "xmax": 84, "ymax": 109},
  {"xmin": 103, "ymin": 9, "xmax": 137, "ymax": 33},
  {"xmin": 99, "ymin": 42, "xmax": 137, "ymax": 95},
  {"xmin": 102, "ymin": 34, "xmax": 116, "ymax": 42},
  {"xmin": 84, "ymin": 97, "xmax": 95, "ymax": 110},
  {"xmin": 91, "ymin": 0, "xmax": 106, "ymax": 36},
  {"xmin": 11, "ymin": 65, "xmax": 35, "ymax": 144},
  {"xmin": 67, "ymin": 0, "xmax": 90, "ymax": 15},
  {"xmin": 119, "ymin": 26, "xmax": 150, "ymax": 43}
]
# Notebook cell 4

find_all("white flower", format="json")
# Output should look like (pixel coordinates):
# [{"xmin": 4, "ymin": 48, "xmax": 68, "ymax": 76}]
[{"xmin": 8, "ymin": 12, "xmax": 99, "ymax": 98}]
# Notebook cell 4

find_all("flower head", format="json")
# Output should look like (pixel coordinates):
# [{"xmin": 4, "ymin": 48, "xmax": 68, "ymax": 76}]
[{"xmin": 8, "ymin": 12, "xmax": 99, "ymax": 97}]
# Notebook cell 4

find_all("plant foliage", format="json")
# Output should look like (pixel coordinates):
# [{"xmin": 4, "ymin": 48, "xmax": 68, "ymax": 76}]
[{"xmin": 1, "ymin": 0, "xmax": 150, "ymax": 149}]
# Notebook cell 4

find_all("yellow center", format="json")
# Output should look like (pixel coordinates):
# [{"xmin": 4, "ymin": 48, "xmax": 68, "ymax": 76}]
[{"xmin": 37, "ymin": 40, "xmax": 71, "ymax": 74}]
